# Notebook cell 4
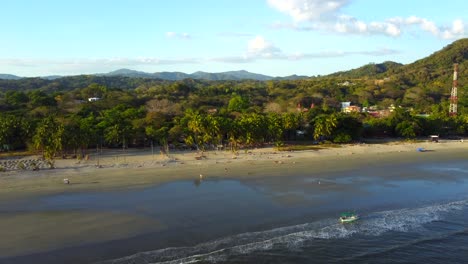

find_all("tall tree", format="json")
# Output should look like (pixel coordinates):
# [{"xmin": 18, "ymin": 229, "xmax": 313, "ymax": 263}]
[
  {"xmin": 33, "ymin": 116, "xmax": 64, "ymax": 166},
  {"xmin": 0, "ymin": 115, "xmax": 31, "ymax": 150},
  {"xmin": 313, "ymin": 113, "xmax": 338, "ymax": 140},
  {"xmin": 144, "ymin": 111, "xmax": 171, "ymax": 153},
  {"xmin": 97, "ymin": 105, "xmax": 141, "ymax": 147}
]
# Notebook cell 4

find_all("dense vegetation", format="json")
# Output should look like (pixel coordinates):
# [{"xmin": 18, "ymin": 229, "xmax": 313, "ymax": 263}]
[{"xmin": 0, "ymin": 39, "xmax": 467, "ymax": 162}]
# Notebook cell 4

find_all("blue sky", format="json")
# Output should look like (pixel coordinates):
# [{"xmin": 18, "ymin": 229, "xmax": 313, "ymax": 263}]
[{"xmin": 0, "ymin": 0, "xmax": 466, "ymax": 77}]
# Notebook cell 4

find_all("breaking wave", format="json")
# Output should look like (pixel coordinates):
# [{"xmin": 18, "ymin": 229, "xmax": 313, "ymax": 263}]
[{"xmin": 98, "ymin": 199, "xmax": 468, "ymax": 264}]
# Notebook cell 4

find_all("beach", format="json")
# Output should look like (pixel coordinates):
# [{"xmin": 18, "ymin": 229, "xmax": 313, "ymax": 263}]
[
  {"xmin": 1, "ymin": 140, "xmax": 468, "ymax": 263},
  {"xmin": 1, "ymin": 140, "xmax": 467, "ymax": 201}
]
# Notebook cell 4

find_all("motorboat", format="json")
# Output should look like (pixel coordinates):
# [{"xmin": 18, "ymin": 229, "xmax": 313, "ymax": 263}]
[{"xmin": 340, "ymin": 212, "xmax": 359, "ymax": 223}]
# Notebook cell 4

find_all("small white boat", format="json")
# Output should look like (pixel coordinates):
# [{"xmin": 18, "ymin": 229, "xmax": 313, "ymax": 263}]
[{"xmin": 340, "ymin": 212, "xmax": 359, "ymax": 223}]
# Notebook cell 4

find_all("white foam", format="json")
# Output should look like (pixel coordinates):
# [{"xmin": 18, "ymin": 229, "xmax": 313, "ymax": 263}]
[
  {"xmin": 99, "ymin": 199, "xmax": 468, "ymax": 264},
  {"xmin": 425, "ymin": 166, "xmax": 468, "ymax": 174}
]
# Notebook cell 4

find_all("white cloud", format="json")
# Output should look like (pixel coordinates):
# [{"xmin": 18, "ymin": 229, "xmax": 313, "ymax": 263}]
[
  {"xmin": 267, "ymin": 0, "xmax": 349, "ymax": 21},
  {"xmin": 166, "ymin": 31, "xmax": 192, "ymax": 39},
  {"xmin": 441, "ymin": 19, "xmax": 465, "ymax": 39},
  {"xmin": 293, "ymin": 47, "xmax": 398, "ymax": 59},
  {"xmin": 452, "ymin": 19, "xmax": 464, "ymax": 34},
  {"xmin": 268, "ymin": 0, "xmax": 467, "ymax": 39},
  {"xmin": 420, "ymin": 20, "xmax": 439, "ymax": 35},
  {"xmin": 273, "ymin": 18, "xmax": 403, "ymax": 37},
  {"xmin": 389, "ymin": 16, "xmax": 466, "ymax": 39},
  {"xmin": 355, "ymin": 21, "xmax": 367, "ymax": 33},
  {"xmin": 166, "ymin": 32, "xmax": 177, "ymax": 38},
  {"xmin": 215, "ymin": 36, "xmax": 398, "ymax": 62},
  {"xmin": 247, "ymin": 36, "xmax": 282, "ymax": 57}
]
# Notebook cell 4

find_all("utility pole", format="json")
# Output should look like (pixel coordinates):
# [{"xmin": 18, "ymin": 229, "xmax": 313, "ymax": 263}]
[{"xmin": 449, "ymin": 63, "xmax": 459, "ymax": 116}]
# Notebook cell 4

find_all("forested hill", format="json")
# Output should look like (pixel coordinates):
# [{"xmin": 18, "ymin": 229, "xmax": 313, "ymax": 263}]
[
  {"xmin": 326, "ymin": 38, "xmax": 468, "ymax": 86},
  {"xmin": 0, "ymin": 75, "xmax": 171, "ymax": 93},
  {"xmin": 102, "ymin": 69, "xmax": 306, "ymax": 81},
  {"xmin": 0, "ymin": 69, "xmax": 297, "ymax": 82},
  {"xmin": 329, "ymin": 61, "xmax": 404, "ymax": 78},
  {"xmin": 398, "ymin": 38, "xmax": 468, "ymax": 85},
  {"xmin": 101, "ymin": 69, "xmax": 277, "ymax": 81}
]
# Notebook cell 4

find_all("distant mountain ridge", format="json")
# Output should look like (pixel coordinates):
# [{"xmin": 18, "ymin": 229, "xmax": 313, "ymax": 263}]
[
  {"xmin": 103, "ymin": 69, "xmax": 285, "ymax": 81},
  {"xmin": 0, "ymin": 74, "xmax": 22, "ymax": 80},
  {"xmin": 1, "ymin": 38, "xmax": 466, "ymax": 82},
  {"xmin": 0, "ymin": 69, "xmax": 307, "ymax": 81}
]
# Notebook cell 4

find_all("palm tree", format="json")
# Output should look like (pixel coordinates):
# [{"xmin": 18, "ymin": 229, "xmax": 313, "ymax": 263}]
[
  {"xmin": 33, "ymin": 116, "xmax": 64, "ymax": 167},
  {"xmin": 313, "ymin": 114, "xmax": 337, "ymax": 140}
]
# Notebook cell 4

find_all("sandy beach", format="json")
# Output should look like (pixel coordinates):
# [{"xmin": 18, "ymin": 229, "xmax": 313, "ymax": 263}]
[
  {"xmin": 1, "ymin": 140, "xmax": 467, "ymax": 201},
  {"xmin": 1, "ymin": 139, "xmax": 468, "ymax": 262}
]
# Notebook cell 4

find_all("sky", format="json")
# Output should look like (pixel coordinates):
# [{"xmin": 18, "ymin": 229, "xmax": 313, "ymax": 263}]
[{"xmin": 0, "ymin": 0, "xmax": 466, "ymax": 77}]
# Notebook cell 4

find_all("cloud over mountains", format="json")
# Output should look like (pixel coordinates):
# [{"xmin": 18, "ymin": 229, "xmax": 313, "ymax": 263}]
[{"xmin": 267, "ymin": 0, "xmax": 466, "ymax": 39}]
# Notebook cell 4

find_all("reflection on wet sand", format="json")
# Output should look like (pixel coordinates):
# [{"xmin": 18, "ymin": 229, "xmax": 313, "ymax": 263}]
[{"xmin": 0, "ymin": 210, "xmax": 164, "ymax": 257}]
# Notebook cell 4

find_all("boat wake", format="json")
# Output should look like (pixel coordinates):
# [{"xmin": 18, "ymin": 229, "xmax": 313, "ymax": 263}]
[{"xmin": 98, "ymin": 199, "xmax": 468, "ymax": 264}]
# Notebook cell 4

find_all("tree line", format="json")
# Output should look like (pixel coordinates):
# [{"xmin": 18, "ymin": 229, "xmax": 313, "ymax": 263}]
[{"xmin": 0, "ymin": 77, "xmax": 467, "ymax": 163}]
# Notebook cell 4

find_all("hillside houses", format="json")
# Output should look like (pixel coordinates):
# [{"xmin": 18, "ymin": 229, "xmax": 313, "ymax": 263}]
[
  {"xmin": 88, "ymin": 97, "xmax": 101, "ymax": 102},
  {"xmin": 342, "ymin": 105, "xmax": 361, "ymax": 113},
  {"xmin": 342, "ymin": 102, "xmax": 398, "ymax": 117}
]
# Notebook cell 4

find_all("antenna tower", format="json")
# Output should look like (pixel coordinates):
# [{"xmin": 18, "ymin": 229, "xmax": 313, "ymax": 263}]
[{"xmin": 449, "ymin": 63, "xmax": 459, "ymax": 116}]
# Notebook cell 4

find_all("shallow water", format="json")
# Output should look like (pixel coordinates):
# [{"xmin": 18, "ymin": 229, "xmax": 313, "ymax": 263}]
[{"xmin": 1, "ymin": 159, "xmax": 468, "ymax": 264}]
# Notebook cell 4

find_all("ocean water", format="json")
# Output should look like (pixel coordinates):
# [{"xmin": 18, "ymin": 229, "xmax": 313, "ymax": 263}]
[{"xmin": 1, "ymin": 159, "xmax": 468, "ymax": 264}]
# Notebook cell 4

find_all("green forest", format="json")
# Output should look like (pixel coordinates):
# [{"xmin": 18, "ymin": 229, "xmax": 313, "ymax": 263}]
[{"xmin": 0, "ymin": 39, "xmax": 467, "ymax": 161}]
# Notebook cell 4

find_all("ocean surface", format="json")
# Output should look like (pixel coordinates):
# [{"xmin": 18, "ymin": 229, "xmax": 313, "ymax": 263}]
[{"xmin": 1, "ymin": 158, "xmax": 468, "ymax": 264}]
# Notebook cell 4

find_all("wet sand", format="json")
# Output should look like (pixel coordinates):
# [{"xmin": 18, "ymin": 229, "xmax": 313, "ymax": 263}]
[
  {"xmin": 0, "ymin": 211, "xmax": 164, "ymax": 257},
  {"xmin": 1, "ymin": 140, "xmax": 467, "ymax": 262},
  {"xmin": 1, "ymin": 140, "xmax": 467, "ymax": 201}
]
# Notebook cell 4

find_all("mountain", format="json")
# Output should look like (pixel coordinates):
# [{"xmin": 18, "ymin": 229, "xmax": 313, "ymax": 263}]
[
  {"xmin": 399, "ymin": 38, "xmax": 468, "ymax": 82},
  {"xmin": 0, "ymin": 74, "xmax": 22, "ymax": 80},
  {"xmin": 104, "ymin": 68, "xmax": 155, "ymax": 78},
  {"xmin": 102, "ymin": 69, "xmax": 278, "ymax": 81},
  {"xmin": 274, "ymin": 74, "xmax": 310, "ymax": 80},
  {"xmin": 190, "ymin": 70, "xmax": 273, "ymax": 81},
  {"xmin": 152, "ymin": 71, "xmax": 191, "ymax": 80},
  {"xmin": 406, "ymin": 38, "xmax": 468, "ymax": 71},
  {"xmin": 0, "ymin": 69, "xmax": 299, "ymax": 81},
  {"xmin": 104, "ymin": 69, "xmax": 195, "ymax": 80},
  {"xmin": 329, "ymin": 61, "xmax": 404, "ymax": 78},
  {"xmin": 41, "ymin": 75, "xmax": 63, "ymax": 80},
  {"xmin": 327, "ymin": 38, "xmax": 467, "ymax": 86},
  {"xmin": 0, "ymin": 74, "xmax": 63, "ymax": 80}
]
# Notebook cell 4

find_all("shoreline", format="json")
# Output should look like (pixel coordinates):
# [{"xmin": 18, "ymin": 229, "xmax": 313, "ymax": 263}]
[
  {"xmin": 1, "ymin": 140, "xmax": 468, "ymax": 260},
  {"xmin": 1, "ymin": 140, "xmax": 467, "ymax": 201}
]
